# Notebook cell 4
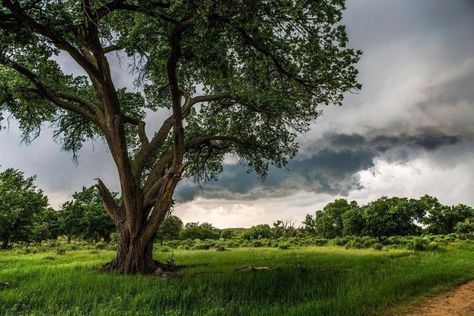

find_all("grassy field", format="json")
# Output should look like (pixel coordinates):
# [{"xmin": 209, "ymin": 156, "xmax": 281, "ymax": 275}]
[{"xmin": 1, "ymin": 243, "xmax": 473, "ymax": 315}]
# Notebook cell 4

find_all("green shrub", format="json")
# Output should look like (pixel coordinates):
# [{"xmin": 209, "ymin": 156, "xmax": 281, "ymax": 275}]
[
  {"xmin": 410, "ymin": 238, "xmax": 428, "ymax": 251},
  {"xmin": 56, "ymin": 248, "xmax": 66, "ymax": 255},
  {"xmin": 345, "ymin": 240, "xmax": 363, "ymax": 249},
  {"xmin": 251, "ymin": 240, "xmax": 264, "ymax": 248},
  {"xmin": 95, "ymin": 242, "xmax": 106, "ymax": 250},
  {"xmin": 427, "ymin": 242, "xmax": 439, "ymax": 251},
  {"xmin": 372, "ymin": 243, "xmax": 383, "ymax": 250},
  {"xmin": 193, "ymin": 242, "xmax": 211, "ymax": 250},
  {"xmin": 314, "ymin": 238, "xmax": 328, "ymax": 246},
  {"xmin": 278, "ymin": 242, "xmax": 290, "ymax": 250}
]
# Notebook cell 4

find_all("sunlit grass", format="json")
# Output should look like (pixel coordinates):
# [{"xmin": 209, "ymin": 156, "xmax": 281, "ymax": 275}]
[{"xmin": 1, "ymin": 244, "xmax": 473, "ymax": 315}]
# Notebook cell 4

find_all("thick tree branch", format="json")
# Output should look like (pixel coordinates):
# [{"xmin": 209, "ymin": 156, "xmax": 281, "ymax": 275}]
[
  {"xmin": 142, "ymin": 134, "xmax": 246, "ymax": 207},
  {"xmin": 132, "ymin": 115, "xmax": 174, "ymax": 177},
  {"xmin": 0, "ymin": 57, "xmax": 102, "ymax": 126},
  {"xmin": 54, "ymin": 91, "xmax": 103, "ymax": 115},
  {"xmin": 167, "ymin": 19, "xmax": 194, "ymax": 167},
  {"xmin": 96, "ymin": 178, "xmax": 124, "ymax": 225}
]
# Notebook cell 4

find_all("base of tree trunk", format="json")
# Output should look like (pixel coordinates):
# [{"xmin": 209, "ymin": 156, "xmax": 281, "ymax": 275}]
[
  {"xmin": 102, "ymin": 257, "xmax": 160, "ymax": 274},
  {"xmin": 102, "ymin": 235, "xmax": 177, "ymax": 274}
]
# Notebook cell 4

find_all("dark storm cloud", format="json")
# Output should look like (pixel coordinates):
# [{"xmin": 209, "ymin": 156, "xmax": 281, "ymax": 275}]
[
  {"xmin": 174, "ymin": 128, "xmax": 462, "ymax": 202},
  {"xmin": 328, "ymin": 130, "xmax": 461, "ymax": 152},
  {"xmin": 174, "ymin": 148, "xmax": 375, "ymax": 202}
]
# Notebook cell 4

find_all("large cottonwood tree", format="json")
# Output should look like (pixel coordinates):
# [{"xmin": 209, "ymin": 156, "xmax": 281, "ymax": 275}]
[{"xmin": 0, "ymin": 0, "xmax": 360, "ymax": 274}]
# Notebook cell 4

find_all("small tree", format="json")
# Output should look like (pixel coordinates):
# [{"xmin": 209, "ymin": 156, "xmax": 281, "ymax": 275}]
[
  {"xmin": 60, "ymin": 186, "xmax": 115, "ymax": 243},
  {"xmin": 363, "ymin": 197, "xmax": 425, "ymax": 238},
  {"xmin": 0, "ymin": 0, "xmax": 360, "ymax": 273},
  {"xmin": 423, "ymin": 202, "xmax": 474, "ymax": 235},
  {"xmin": 302, "ymin": 214, "xmax": 317, "ymax": 236},
  {"xmin": 157, "ymin": 215, "xmax": 183, "ymax": 244},
  {"xmin": 243, "ymin": 224, "xmax": 273, "ymax": 240},
  {"xmin": 315, "ymin": 199, "xmax": 356, "ymax": 238},
  {"xmin": 342, "ymin": 207, "xmax": 365, "ymax": 236},
  {"xmin": 31, "ymin": 207, "xmax": 62, "ymax": 243},
  {"xmin": 272, "ymin": 219, "xmax": 296, "ymax": 238},
  {"xmin": 180, "ymin": 222, "xmax": 220, "ymax": 240},
  {"xmin": 0, "ymin": 168, "xmax": 48, "ymax": 248}
]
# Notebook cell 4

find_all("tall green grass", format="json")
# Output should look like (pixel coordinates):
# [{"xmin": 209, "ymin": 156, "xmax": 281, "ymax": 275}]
[{"xmin": 1, "ymin": 244, "xmax": 473, "ymax": 315}]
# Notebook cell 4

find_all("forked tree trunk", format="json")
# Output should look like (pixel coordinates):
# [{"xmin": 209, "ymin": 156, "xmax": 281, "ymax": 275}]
[{"xmin": 104, "ymin": 227, "xmax": 159, "ymax": 274}]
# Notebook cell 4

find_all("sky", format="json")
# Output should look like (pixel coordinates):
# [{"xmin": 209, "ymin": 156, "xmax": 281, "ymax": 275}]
[{"xmin": 1, "ymin": 0, "xmax": 473, "ymax": 227}]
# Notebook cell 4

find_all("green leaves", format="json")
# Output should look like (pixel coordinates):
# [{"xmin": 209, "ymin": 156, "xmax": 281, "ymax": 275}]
[
  {"xmin": 0, "ymin": 0, "xmax": 361, "ymax": 191},
  {"xmin": 0, "ymin": 168, "xmax": 48, "ymax": 248},
  {"xmin": 59, "ymin": 186, "xmax": 115, "ymax": 242}
]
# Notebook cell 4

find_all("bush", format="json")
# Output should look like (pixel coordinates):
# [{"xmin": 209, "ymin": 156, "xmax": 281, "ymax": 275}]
[
  {"xmin": 95, "ymin": 242, "xmax": 106, "ymax": 250},
  {"xmin": 56, "ymin": 247, "xmax": 66, "ymax": 255},
  {"xmin": 345, "ymin": 240, "xmax": 363, "ymax": 249},
  {"xmin": 193, "ymin": 241, "xmax": 212, "ymax": 250},
  {"xmin": 427, "ymin": 242, "xmax": 439, "ymax": 251},
  {"xmin": 372, "ymin": 243, "xmax": 383, "ymax": 250},
  {"xmin": 314, "ymin": 238, "xmax": 329, "ymax": 246},
  {"xmin": 410, "ymin": 238, "xmax": 428, "ymax": 251},
  {"xmin": 251, "ymin": 240, "xmax": 264, "ymax": 248}
]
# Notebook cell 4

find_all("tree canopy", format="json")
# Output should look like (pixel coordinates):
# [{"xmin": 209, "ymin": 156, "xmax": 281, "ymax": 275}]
[
  {"xmin": 60, "ymin": 186, "xmax": 115, "ymax": 243},
  {"xmin": 0, "ymin": 168, "xmax": 48, "ymax": 248}
]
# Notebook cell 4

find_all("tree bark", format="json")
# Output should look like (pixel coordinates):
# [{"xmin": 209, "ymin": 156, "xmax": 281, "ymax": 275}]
[{"xmin": 103, "ymin": 226, "xmax": 159, "ymax": 274}]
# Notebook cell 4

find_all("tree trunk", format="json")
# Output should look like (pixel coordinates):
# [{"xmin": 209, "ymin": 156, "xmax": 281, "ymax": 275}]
[{"xmin": 103, "ymin": 227, "xmax": 159, "ymax": 274}]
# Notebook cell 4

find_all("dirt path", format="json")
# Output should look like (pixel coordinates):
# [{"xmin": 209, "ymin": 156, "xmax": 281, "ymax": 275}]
[{"xmin": 405, "ymin": 280, "xmax": 474, "ymax": 316}]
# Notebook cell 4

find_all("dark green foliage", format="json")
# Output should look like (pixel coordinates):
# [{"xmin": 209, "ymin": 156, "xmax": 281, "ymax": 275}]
[
  {"xmin": 362, "ymin": 197, "xmax": 425, "ymax": 238},
  {"xmin": 242, "ymin": 224, "xmax": 273, "ymax": 240},
  {"xmin": 372, "ymin": 243, "xmax": 383, "ymax": 250},
  {"xmin": 302, "ymin": 214, "xmax": 317, "ymax": 235},
  {"xmin": 220, "ymin": 229, "xmax": 234, "ymax": 240},
  {"xmin": 272, "ymin": 219, "xmax": 297, "ymax": 238},
  {"xmin": 59, "ymin": 187, "xmax": 115, "ymax": 243},
  {"xmin": 0, "ymin": 0, "xmax": 362, "ymax": 273},
  {"xmin": 0, "ymin": 168, "xmax": 48, "ymax": 248},
  {"xmin": 455, "ymin": 218, "xmax": 474, "ymax": 235},
  {"xmin": 314, "ymin": 199, "xmax": 358, "ymax": 238},
  {"xmin": 31, "ymin": 207, "xmax": 62, "ymax": 242},
  {"xmin": 314, "ymin": 238, "xmax": 329, "ymax": 246},
  {"xmin": 421, "ymin": 195, "xmax": 474, "ymax": 235},
  {"xmin": 180, "ymin": 222, "xmax": 220, "ymax": 240},
  {"xmin": 342, "ymin": 207, "xmax": 365, "ymax": 236},
  {"xmin": 157, "ymin": 215, "xmax": 183, "ymax": 243}
]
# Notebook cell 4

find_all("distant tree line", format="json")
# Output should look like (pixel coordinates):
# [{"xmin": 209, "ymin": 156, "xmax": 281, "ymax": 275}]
[
  {"xmin": 302, "ymin": 197, "xmax": 474, "ymax": 239},
  {"xmin": 0, "ymin": 168, "xmax": 473, "ymax": 248}
]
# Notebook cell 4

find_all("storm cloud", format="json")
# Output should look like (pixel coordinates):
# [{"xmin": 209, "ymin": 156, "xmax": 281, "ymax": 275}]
[{"xmin": 174, "ymin": 128, "xmax": 463, "ymax": 202}]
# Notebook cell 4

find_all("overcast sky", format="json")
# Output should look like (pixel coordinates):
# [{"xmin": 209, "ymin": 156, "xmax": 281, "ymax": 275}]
[{"xmin": 1, "ymin": 0, "xmax": 473, "ymax": 227}]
